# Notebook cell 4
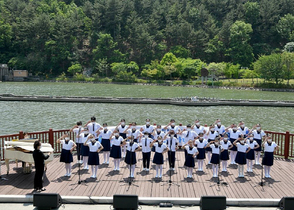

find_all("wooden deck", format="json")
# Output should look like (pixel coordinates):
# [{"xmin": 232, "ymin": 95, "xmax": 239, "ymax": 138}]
[{"xmin": 1, "ymin": 150, "xmax": 294, "ymax": 198}]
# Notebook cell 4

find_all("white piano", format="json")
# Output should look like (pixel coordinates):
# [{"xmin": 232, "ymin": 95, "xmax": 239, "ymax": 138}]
[{"xmin": 4, "ymin": 139, "xmax": 54, "ymax": 174}]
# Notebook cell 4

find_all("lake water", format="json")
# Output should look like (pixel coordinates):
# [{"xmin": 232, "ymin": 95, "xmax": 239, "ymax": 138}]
[{"xmin": 0, "ymin": 82, "xmax": 293, "ymax": 134}]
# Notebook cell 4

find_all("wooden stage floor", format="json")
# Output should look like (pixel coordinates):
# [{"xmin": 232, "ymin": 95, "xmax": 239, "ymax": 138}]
[{"xmin": 0, "ymin": 151, "xmax": 294, "ymax": 198}]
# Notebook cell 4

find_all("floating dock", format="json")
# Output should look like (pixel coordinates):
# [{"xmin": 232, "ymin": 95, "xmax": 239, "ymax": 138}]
[{"xmin": 0, "ymin": 94, "xmax": 294, "ymax": 107}]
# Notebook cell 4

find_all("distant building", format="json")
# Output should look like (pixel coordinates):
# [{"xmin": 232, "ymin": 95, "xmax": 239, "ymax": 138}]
[
  {"xmin": 13, "ymin": 70, "xmax": 28, "ymax": 81},
  {"xmin": 0, "ymin": 64, "xmax": 10, "ymax": 81}
]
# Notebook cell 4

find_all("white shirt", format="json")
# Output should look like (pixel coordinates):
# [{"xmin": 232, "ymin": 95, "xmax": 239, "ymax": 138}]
[
  {"xmin": 167, "ymin": 125, "xmax": 180, "ymax": 134},
  {"xmin": 61, "ymin": 140, "xmax": 74, "ymax": 150},
  {"xmin": 79, "ymin": 132, "xmax": 90, "ymax": 143},
  {"xmin": 203, "ymin": 127, "xmax": 210, "ymax": 139},
  {"xmin": 73, "ymin": 127, "xmax": 84, "ymax": 143},
  {"xmin": 87, "ymin": 141, "xmax": 102, "ymax": 152},
  {"xmin": 99, "ymin": 130, "xmax": 112, "ymax": 139},
  {"xmin": 210, "ymin": 144, "xmax": 221, "ymax": 154},
  {"xmin": 215, "ymin": 125, "xmax": 226, "ymax": 135},
  {"xmin": 264, "ymin": 142, "xmax": 277, "ymax": 152},
  {"xmin": 111, "ymin": 136, "xmax": 123, "ymax": 146},
  {"xmin": 236, "ymin": 143, "xmax": 249, "ymax": 153},
  {"xmin": 252, "ymin": 130, "xmax": 266, "ymax": 140},
  {"xmin": 182, "ymin": 130, "xmax": 198, "ymax": 144},
  {"xmin": 154, "ymin": 143, "xmax": 167, "ymax": 153},
  {"xmin": 127, "ymin": 129, "xmax": 142, "ymax": 139},
  {"xmin": 126, "ymin": 142, "xmax": 139, "ymax": 152},
  {"xmin": 246, "ymin": 139, "xmax": 258, "ymax": 149},
  {"xmin": 166, "ymin": 136, "xmax": 179, "ymax": 152},
  {"xmin": 185, "ymin": 146, "xmax": 198, "ymax": 155},
  {"xmin": 195, "ymin": 139, "xmax": 208, "ymax": 149},
  {"xmin": 238, "ymin": 126, "xmax": 249, "ymax": 135},
  {"xmin": 118, "ymin": 125, "xmax": 128, "ymax": 133},
  {"xmin": 220, "ymin": 140, "xmax": 232, "ymax": 150},
  {"xmin": 207, "ymin": 131, "xmax": 219, "ymax": 140},
  {"xmin": 140, "ymin": 137, "xmax": 153, "ymax": 153},
  {"xmin": 87, "ymin": 122, "xmax": 101, "ymax": 137},
  {"xmin": 141, "ymin": 125, "xmax": 154, "ymax": 134},
  {"xmin": 228, "ymin": 129, "xmax": 241, "ymax": 139},
  {"xmin": 193, "ymin": 125, "xmax": 205, "ymax": 135},
  {"xmin": 153, "ymin": 130, "xmax": 165, "ymax": 140}
]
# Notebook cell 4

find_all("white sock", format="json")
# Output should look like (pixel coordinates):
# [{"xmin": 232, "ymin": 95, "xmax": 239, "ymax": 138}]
[
  {"xmin": 65, "ymin": 164, "xmax": 69, "ymax": 175},
  {"xmin": 247, "ymin": 160, "xmax": 249, "ymax": 170},
  {"xmin": 107, "ymin": 152, "xmax": 110, "ymax": 162},
  {"xmin": 156, "ymin": 165, "xmax": 159, "ymax": 177},
  {"xmin": 224, "ymin": 161, "xmax": 227, "ymax": 170},
  {"xmin": 232, "ymin": 151, "xmax": 237, "ymax": 163},
  {"xmin": 131, "ymin": 165, "xmax": 135, "ymax": 177},
  {"xmin": 255, "ymin": 151, "xmax": 260, "ymax": 163},
  {"xmin": 250, "ymin": 160, "xmax": 253, "ymax": 170},
  {"xmin": 91, "ymin": 165, "xmax": 95, "ymax": 177},
  {"xmin": 187, "ymin": 169, "xmax": 189, "ymax": 177},
  {"xmin": 238, "ymin": 165, "xmax": 241, "ymax": 176},
  {"xmin": 83, "ymin": 157, "xmax": 88, "ymax": 168},
  {"xmin": 207, "ymin": 152, "xmax": 211, "ymax": 163},
  {"xmin": 241, "ymin": 165, "xmax": 244, "ymax": 176},
  {"xmin": 113, "ymin": 159, "xmax": 117, "ymax": 169},
  {"xmin": 94, "ymin": 165, "xmax": 98, "ymax": 177},
  {"xmin": 212, "ymin": 165, "xmax": 215, "ymax": 176},
  {"xmin": 103, "ymin": 152, "xmax": 107, "ymax": 162},
  {"xmin": 159, "ymin": 165, "xmax": 163, "ymax": 176},
  {"xmin": 69, "ymin": 163, "xmax": 72, "ymax": 174},
  {"xmin": 117, "ymin": 159, "xmax": 120, "ymax": 170}
]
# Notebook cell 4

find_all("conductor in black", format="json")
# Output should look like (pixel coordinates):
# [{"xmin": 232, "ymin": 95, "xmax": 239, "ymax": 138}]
[{"xmin": 33, "ymin": 140, "xmax": 51, "ymax": 192}]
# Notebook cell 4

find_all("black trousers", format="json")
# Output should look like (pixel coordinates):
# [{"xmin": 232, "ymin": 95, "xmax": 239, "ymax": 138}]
[
  {"xmin": 76, "ymin": 143, "xmax": 83, "ymax": 160},
  {"xmin": 34, "ymin": 165, "xmax": 44, "ymax": 190},
  {"xmin": 142, "ymin": 152, "xmax": 151, "ymax": 168},
  {"xmin": 168, "ymin": 151, "xmax": 176, "ymax": 168}
]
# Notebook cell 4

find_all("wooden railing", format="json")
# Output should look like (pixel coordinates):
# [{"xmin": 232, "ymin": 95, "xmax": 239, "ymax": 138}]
[{"xmin": 0, "ymin": 129, "xmax": 293, "ymax": 160}]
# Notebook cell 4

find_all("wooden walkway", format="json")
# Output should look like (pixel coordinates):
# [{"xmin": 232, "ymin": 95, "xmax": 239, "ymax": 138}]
[{"xmin": 1, "ymin": 151, "xmax": 294, "ymax": 198}]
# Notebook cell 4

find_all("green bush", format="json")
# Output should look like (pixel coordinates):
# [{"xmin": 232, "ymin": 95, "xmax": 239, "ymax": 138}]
[
  {"xmin": 85, "ymin": 77, "xmax": 95, "ymax": 82},
  {"xmin": 172, "ymin": 80, "xmax": 183, "ymax": 85},
  {"xmin": 73, "ymin": 73, "xmax": 86, "ymax": 81},
  {"xmin": 56, "ymin": 72, "xmax": 68, "ymax": 81}
]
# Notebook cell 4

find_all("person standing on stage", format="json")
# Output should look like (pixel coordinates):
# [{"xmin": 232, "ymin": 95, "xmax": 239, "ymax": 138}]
[
  {"xmin": 152, "ymin": 125, "xmax": 165, "ymax": 140},
  {"xmin": 116, "ymin": 119, "xmax": 128, "ymax": 158},
  {"xmin": 226, "ymin": 124, "xmax": 241, "ymax": 165},
  {"xmin": 109, "ymin": 129, "xmax": 124, "ymax": 171},
  {"xmin": 250, "ymin": 124, "xmax": 266, "ymax": 165},
  {"xmin": 151, "ymin": 136, "xmax": 168, "ymax": 178},
  {"xmin": 179, "ymin": 124, "xmax": 198, "ymax": 148},
  {"xmin": 97, "ymin": 123, "xmax": 112, "ymax": 164},
  {"xmin": 163, "ymin": 119, "xmax": 181, "ymax": 137},
  {"xmin": 205, "ymin": 137, "xmax": 222, "ymax": 178},
  {"xmin": 245, "ymin": 134, "xmax": 259, "ymax": 172},
  {"xmin": 215, "ymin": 119, "xmax": 226, "ymax": 136},
  {"xmin": 57, "ymin": 133, "xmax": 76, "ymax": 177},
  {"xmin": 33, "ymin": 140, "xmax": 51, "ymax": 192},
  {"xmin": 140, "ymin": 119, "xmax": 154, "ymax": 139},
  {"xmin": 164, "ymin": 130, "xmax": 179, "ymax": 171},
  {"xmin": 140, "ymin": 132, "xmax": 153, "ymax": 172},
  {"xmin": 262, "ymin": 135, "xmax": 279, "ymax": 178},
  {"xmin": 80, "ymin": 128, "xmax": 90, "ymax": 170},
  {"xmin": 234, "ymin": 135, "xmax": 251, "ymax": 178},
  {"xmin": 84, "ymin": 134, "xmax": 104, "ymax": 178},
  {"xmin": 70, "ymin": 121, "xmax": 84, "ymax": 164},
  {"xmin": 192, "ymin": 119, "xmax": 206, "ymax": 135},
  {"xmin": 206, "ymin": 124, "xmax": 219, "ymax": 164},
  {"xmin": 183, "ymin": 140, "xmax": 199, "ymax": 179},
  {"xmin": 194, "ymin": 132, "xmax": 207, "ymax": 171},
  {"xmin": 85, "ymin": 116, "xmax": 102, "ymax": 139},
  {"xmin": 238, "ymin": 121, "xmax": 249, "ymax": 137},
  {"xmin": 123, "ymin": 136, "xmax": 141, "ymax": 178},
  {"xmin": 220, "ymin": 134, "xmax": 233, "ymax": 172},
  {"xmin": 125, "ymin": 122, "xmax": 142, "ymax": 143}
]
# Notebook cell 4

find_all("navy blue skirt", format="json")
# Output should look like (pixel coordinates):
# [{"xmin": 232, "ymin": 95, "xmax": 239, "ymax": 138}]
[
  {"xmin": 88, "ymin": 151, "xmax": 100, "ymax": 165},
  {"xmin": 255, "ymin": 139, "xmax": 262, "ymax": 151},
  {"xmin": 153, "ymin": 152, "xmax": 163, "ymax": 165},
  {"xmin": 262, "ymin": 152, "xmax": 274, "ymax": 166},
  {"xmin": 60, "ymin": 149, "xmax": 73, "ymax": 163},
  {"xmin": 134, "ymin": 139, "xmax": 138, "ymax": 143},
  {"xmin": 101, "ymin": 139, "xmax": 110, "ymax": 151},
  {"xmin": 236, "ymin": 152, "xmax": 246, "ymax": 165},
  {"xmin": 229, "ymin": 138, "xmax": 237, "ymax": 151},
  {"xmin": 81, "ymin": 144, "xmax": 89, "ymax": 156},
  {"xmin": 220, "ymin": 150, "xmax": 229, "ymax": 160},
  {"xmin": 197, "ymin": 148, "xmax": 206, "ymax": 160},
  {"xmin": 119, "ymin": 133, "xmax": 127, "ymax": 139},
  {"xmin": 125, "ymin": 151, "xmax": 137, "ymax": 165},
  {"xmin": 206, "ymin": 139, "xmax": 214, "ymax": 152},
  {"xmin": 246, "ymin": 149, "xmax": 255, "ymax": 160},
  {"xmin": 211, "ymin": 154, "xmax": 220, "ymax": 164},
  {"xmin": 110, "ymin": 145, "xmax": 122, "ymax": 159},
  {"xmin": 184, "ymin": 155, "xmax": 195, "ymax": 167}
]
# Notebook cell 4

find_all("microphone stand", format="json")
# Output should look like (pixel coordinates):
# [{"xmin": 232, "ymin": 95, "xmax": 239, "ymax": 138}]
[{"xmin": 259, "ymin": 145, "xmax": 265, "ymax": 187}]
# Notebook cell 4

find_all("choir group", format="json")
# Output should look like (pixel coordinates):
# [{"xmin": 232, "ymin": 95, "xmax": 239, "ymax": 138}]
[{"xmin": 56, "ymin": 117, "xmax": 279, "ymax": 180}]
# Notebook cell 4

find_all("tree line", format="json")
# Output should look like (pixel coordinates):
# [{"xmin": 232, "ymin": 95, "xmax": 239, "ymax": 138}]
[{"xmin": 1, "ymin": 0, "xmax": 294, "ymax": 85}]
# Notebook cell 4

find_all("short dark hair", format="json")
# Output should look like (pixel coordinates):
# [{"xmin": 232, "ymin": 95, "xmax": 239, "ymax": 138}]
[
  {"xmin": 187, "ymin": 124, "xmax": 191, "ymax": 128},
  {"xmin": 77, "ymin": 121, "xmax": 82, "ymax": 126},
  {"xmin": 91, "ymin": 116, "xmax": 96, "ymax": 121},
  {"xmin": 34, "ymin": 140, "xmax": 41, "ymax": 150},
  {"xmin": 121, "ymin": 119, "xmax": 125, "ymax": 122}
]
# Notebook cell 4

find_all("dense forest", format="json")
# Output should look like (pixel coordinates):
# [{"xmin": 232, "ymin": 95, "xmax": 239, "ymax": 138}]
[{"xmin": 1, "ymin": 0, "xmax": 294, "ymax": 84}]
